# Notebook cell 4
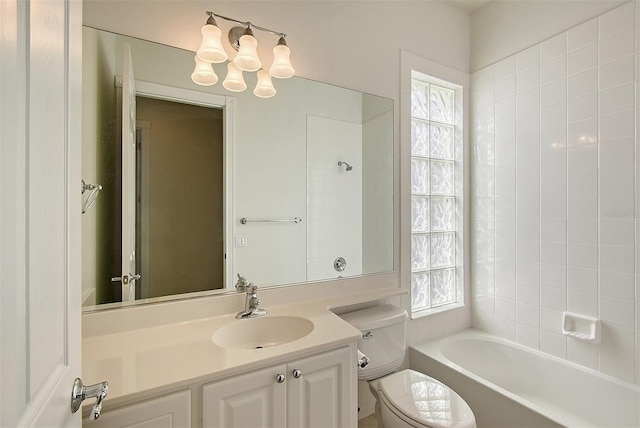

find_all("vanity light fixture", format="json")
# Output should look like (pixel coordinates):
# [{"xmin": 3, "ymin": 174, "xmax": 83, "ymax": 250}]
[{"xmin": 192, "ymin": 11, "xmax": 295, "ymax": 98}]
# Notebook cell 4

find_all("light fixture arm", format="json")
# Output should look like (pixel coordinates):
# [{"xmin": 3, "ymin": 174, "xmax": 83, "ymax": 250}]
[{"xmin": 206, "ymin": 11, "xmax": 286, "ymax": 39}]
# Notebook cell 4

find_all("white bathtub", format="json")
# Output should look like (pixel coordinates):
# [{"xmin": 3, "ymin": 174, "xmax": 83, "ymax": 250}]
[{"xmin": 409, "ymin": 329, "xmax": 639, "ymax": 428}]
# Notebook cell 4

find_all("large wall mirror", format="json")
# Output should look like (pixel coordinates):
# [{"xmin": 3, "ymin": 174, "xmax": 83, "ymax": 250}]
[{"xmin": 81, "ymin": 26, "xmax": 394, "ymax": 310}]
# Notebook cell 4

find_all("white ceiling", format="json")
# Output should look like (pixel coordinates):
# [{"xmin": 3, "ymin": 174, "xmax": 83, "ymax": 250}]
[{"xmin": 449, "ymin": 0, "xmax": 491, "ymax": 13}]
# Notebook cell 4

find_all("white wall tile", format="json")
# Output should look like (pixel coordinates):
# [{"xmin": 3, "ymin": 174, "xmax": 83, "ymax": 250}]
[
  {"xmin": 495, "ymin": 75, "xmax": 516, "ymax": 100},
  {"xmin": 567, "ymin": 266, "xmax": 598, "ymax": 294},
  {"xmin": 568, "ymin": 168, "xmax": 598, "ymax": 194},
  {"xmin": 541, "ymin": 33, "xmax": 567, "ymax": 63},
  {"xmin": 516, "ymin": 323, "xmax": 540, "ymax": 349},
  {"xmin": 567, "ymin": 338, "xmax": 599, "ymax": 370},
  {"xmin": 541, "ymin": 79, "xmax": 567, "ymax": 107},
  {"xmin": 540, "ymin": 55, "xmax": 567, "ymax": 85},
  {"xmin": 567, "ymin": 290, "xmax": 598, "ymax": 316},
  {"xmin": 540, "ymin": 330, "xmax": 567, "ymax": 359},
  {"xmin": 470, "ymin": 10, "xmax": 638, "ymax": 383},
  {"xmin": 494, "ymin": 317, "xmax": 516, "ymax": 340},
  {"xmin": 599, "ymin": 1, "xmax": 635, "ymax": 39},
  {"xmin": 540, "ymin": 263, "xmax": 567, "ymax": 288},
  {"xmin": 541, "ymin": 285, "xmax": 567, "ymax": 310},
  {"xmin": 601, "ymin": 296, "xmax": 636, "ymax": 328},
  {"xmin": 600, "ymin": 191, "xmax": 635, "ymax": 214},
  {"xmin": 494, "ymin": 56, "xmax": 516, "ymax": 80},
  {"xmin": 567, "ymin": 117, "xmax": 597, "ymax": 146},
  {"xmin": 600, "ymin": 109, "xmax": 635, "ymax": 142},
  {"xmin": 541, "ymin": 102, "xmax": 567, "ymax": 129},
  {"xmin": 599, "ymin": 28, "xmax": 635, "ymax": 65},
  {"xmin": 567, "ymin": 243, "xmax": 597, "ymax": 269},
  {"xmin": 567, "ymin": 93, "xmax": 597, "ymax": 123},
  {"xmin": 567, "ymin": 19, "xmax": 598, "ymax": 51},
  {"xmin": 541, "ymin": 195, "xmax": 568, "ymax": 219},
  {"xmin": 599, "ymin": 55, "xmax": 635, "ymax": 90},
  {"xmin": 516, "ymin": 87, "xmax": 540, "ymax": 113},
  {"xmin": 599, "ymin": 83, "xmax": 635, "ymax": 116},
  {"xmin": 567, "ymin": 219, "xmax": 598, "ymax": 244},
  {"xmin": 600, "ymin": 245, "xmax": 635, "ymax": 274},
  {"xmin": 567, "ymin": 193, "xmax": 598, "ymax": 219},
  {"xmin": 516, "ymin": 45, "xmax": 540, "ymax": 72},
  {"xmin": 516, "ymin": 261, "xmax": 540, "ymax": 284},
  {"xmin": 516, "ymin": 66, "xmax": 540, "ymax": 93},
  {"xmin": 495, "ymin": 297, "xmax": 516, "ymax": 320},
  {"xmin": 599, "ymin": 138, "xmax": 634, "ymax": 167},
  {"xmin": 567, "ymin": 42, "xmax": 597, "ymax": 75},
  {"xmin": 541, "ymin": 241, "xmax": 567, "ymax": 265},
  {"xmin": 600, "ymin": 269, "xmax": 635, "ymax": 300},
  {"xmin": 599, "ymin": 218, "xmax": 635, "ymax": 246},
  {"xmin": 567, "ymin": 68, "xmax": 598, "ymax": 99},
  {"xmin": 567, "ymin": 146, "xmax": 597, "ymax": 175}
]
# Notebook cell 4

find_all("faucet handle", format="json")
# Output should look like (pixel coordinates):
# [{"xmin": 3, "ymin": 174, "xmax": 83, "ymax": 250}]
[
  {"xmin": 235, "ymin": 274, "xmax": 248, "ymax": 292},
  {"xmin": 247, "ymin": 283, "xmax": 257, "ymax": 293}
]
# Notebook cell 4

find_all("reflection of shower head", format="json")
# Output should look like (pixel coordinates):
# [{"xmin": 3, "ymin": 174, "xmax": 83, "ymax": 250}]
[{"xmin": 338, "ymin": 161, "xmax": 353, "ymax": 171}]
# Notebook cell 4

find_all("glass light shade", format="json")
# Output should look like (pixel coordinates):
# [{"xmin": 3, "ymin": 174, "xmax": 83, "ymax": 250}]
[
  {"xmin": 222, "ymin": 62, "xmax": 247, "ymax": 92},
  {"xmin": 254, "ymin": 69, "xmax": 276, "ymax": 98},
  {"xmin": 233, "ymin": 34, "xmax": 261, "ymax": 72},
  {"xmin": 191, "ymin": 56, "xmax": 218, "ymax": 86},
  {"xmin": 197, "ymin": 23, "xmax": 228, "ymax": 63},
  {"xmin": 269, "ymin": 44, "xmax": 295, "ymax": 79}
]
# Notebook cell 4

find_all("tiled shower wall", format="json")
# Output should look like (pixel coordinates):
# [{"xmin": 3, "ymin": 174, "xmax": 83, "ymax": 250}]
[{"xmin": 471, "ymin": 1, "xmax": 640, "ymax": 384}]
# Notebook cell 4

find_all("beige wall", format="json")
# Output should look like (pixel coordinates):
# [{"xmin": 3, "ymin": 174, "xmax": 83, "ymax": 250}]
[
  {"xmin": 136, "ymin": 97, "xmax": 224, "ymax": 297},
  {"xmin": 471, "ymin": 0, "xmax": 627, "ymax": 71}
]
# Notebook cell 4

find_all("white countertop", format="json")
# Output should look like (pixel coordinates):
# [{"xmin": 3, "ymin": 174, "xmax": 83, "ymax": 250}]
[{"xmin": 82, "ymin": 302, "xmax": 363, "ymax": 405}]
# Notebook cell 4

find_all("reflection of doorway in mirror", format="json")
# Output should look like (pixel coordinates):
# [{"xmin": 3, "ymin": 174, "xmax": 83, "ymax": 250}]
[{"xmin": 135, "ymin": 97, "xmax": 224, "ymax": 299}]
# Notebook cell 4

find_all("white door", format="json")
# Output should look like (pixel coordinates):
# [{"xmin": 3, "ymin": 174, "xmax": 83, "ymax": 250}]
[
  {"xmin": 287, "ymin": 347, "xmax": 356, "ymax": 428},
  {"xmin": 121, "ymin": 43, "xmax": 138, "ymax": 302},
  {"xmin": 0, "ymin": 0, "xmax": 83, "ymax": 426},
  {"xmin": 202, "ymin": 364, "xmax": 287, "ymax": 428}
]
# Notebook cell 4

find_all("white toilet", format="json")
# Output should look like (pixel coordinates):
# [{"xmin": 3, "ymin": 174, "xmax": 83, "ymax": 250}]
[{"xmin": 340, "ymin": 304, "xmax": 476, "ymax": 428}]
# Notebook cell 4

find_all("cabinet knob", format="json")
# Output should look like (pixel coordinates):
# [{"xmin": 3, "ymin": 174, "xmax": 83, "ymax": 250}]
[
  {"xmin": 275, "ymin": 374, "xmax": 285, "ymax": 383},
  {"xmin": 292, "ymin": 369, "xmax": 302, "ymax": 379}
]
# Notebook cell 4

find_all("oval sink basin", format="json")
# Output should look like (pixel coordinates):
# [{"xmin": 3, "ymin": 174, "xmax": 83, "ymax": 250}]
[{"xmin": 212, "ymin": 316, "xmax": 314, "ymax": 349}]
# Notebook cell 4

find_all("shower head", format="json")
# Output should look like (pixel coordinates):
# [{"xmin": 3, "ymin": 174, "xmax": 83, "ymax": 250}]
[{"xmin": 338, "ymin": 161, "xmax": 353, "ymax": 171}]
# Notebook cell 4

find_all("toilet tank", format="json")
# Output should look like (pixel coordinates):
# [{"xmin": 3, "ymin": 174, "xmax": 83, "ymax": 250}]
[{"xmin": 339, "ymin": 304, "xmax": 408, "ymax": 380}]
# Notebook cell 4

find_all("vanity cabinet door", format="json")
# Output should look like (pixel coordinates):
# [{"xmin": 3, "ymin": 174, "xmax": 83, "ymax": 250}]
[
  {"xmin": 83, "ymin": 390, "xmax": 191, "ymax": 427},
  {"xmin": 203, "ymin": 364, "xmax": 287, "ymax": 428},
  {"xmin": 287, "ymin": 346, "xmax": 355, "ymax": 428}
]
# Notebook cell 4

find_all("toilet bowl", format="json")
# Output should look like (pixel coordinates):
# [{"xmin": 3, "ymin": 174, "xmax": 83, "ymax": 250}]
[
  {"xmin": 338, "ymin": 304, "xmax": 475, "ymax": 428},
  {"xmin": 370, "ymin": 369, "xmax": 475, "ymax": 428}
]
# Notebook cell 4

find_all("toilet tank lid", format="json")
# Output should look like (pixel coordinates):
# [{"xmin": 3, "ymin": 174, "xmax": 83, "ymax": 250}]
[{"xmin": 339, "ymin": 304, "xmax": 408, "ymax": 331}]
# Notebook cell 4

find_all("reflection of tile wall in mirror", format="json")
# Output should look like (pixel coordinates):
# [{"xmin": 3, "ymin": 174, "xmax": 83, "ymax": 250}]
[{"xmin": 81, "ymin": 26, "xmax": 394, "ymax": 310}]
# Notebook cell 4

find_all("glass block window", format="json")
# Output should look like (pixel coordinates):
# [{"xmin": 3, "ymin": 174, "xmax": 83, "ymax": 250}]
[{"xmin": 410, "ymin": 73, "xmax": 463, "ymax": 316}]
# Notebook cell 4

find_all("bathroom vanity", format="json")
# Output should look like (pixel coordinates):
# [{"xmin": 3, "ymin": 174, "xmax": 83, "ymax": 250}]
[{"xmin": 81, "ymin": 299, "xmax": 367, "ymax": 427}]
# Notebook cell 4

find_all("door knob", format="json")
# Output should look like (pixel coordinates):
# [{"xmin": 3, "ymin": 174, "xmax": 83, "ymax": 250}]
[
  {"xmin": 275, "ymin": 374, "xmax": 285, "ymax": 383},
  {"xmin": 111, "ymin": 273, "xmax": 141, "ymax": 284},
  {"xmin": 71, "ymin": 378, "xmax": 108, "ymax": 420},
  {"xmin": 292, "ymin": 369, "xmax": 302, "ymax": 378}
]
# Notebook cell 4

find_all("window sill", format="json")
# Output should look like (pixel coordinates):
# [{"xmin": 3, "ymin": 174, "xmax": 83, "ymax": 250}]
[{"xmin": 410, "ymin": 302, "xmax": 465, "ymax": 320}]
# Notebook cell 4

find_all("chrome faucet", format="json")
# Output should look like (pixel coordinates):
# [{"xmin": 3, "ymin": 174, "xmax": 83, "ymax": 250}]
[{"xmin": 236, "ymin": 283, "xmax": 267, "ymax": 319}]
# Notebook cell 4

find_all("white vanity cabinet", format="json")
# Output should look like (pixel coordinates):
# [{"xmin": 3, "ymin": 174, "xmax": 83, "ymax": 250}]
[
  {"xmin": 83, "ymin": 390, "xmax": 191, "ymax": 427},
  {"xmin": 202, "ymin": 346, "xmax": 355, "ymax": 428}
]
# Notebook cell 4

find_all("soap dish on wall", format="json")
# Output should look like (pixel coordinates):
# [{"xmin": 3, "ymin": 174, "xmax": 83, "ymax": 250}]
[{"xmin": 562, "ymin": 312, "xmax": 601, "ymax": 343}]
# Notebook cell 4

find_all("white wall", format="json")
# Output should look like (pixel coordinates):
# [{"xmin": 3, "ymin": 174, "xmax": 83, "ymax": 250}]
[
  {"xmin": 307, "ymin": 115, "xmax": 363, "ymax": 281},
  {"xmin": 471, "ymin": 1, "xmax": 639, "ymax": 384},
  {"xmin": 471, "ymin": 0, "xmax": 627, "ymax": 71}
]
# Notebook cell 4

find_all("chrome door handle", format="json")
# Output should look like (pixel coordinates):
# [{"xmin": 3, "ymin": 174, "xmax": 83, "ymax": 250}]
[
  {"xmin": 111, "ymin": 273, "xmax": 141, "ymax": 284},
  {"xmin": 292, "ymin": 369, "xmax": 302, "ymax": 378},
  {"xmin": 71, "ymin": 378, "xmax": 108, "ymax": 420},
  {"xmin": 275, "ymin": 374, "xmax": 285, "ymax": 383}
]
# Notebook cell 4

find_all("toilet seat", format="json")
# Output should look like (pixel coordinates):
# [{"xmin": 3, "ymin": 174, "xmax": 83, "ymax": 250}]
[{"xmin": 375, "ymin": 369, "xmax": 475, "ymax": 428}]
